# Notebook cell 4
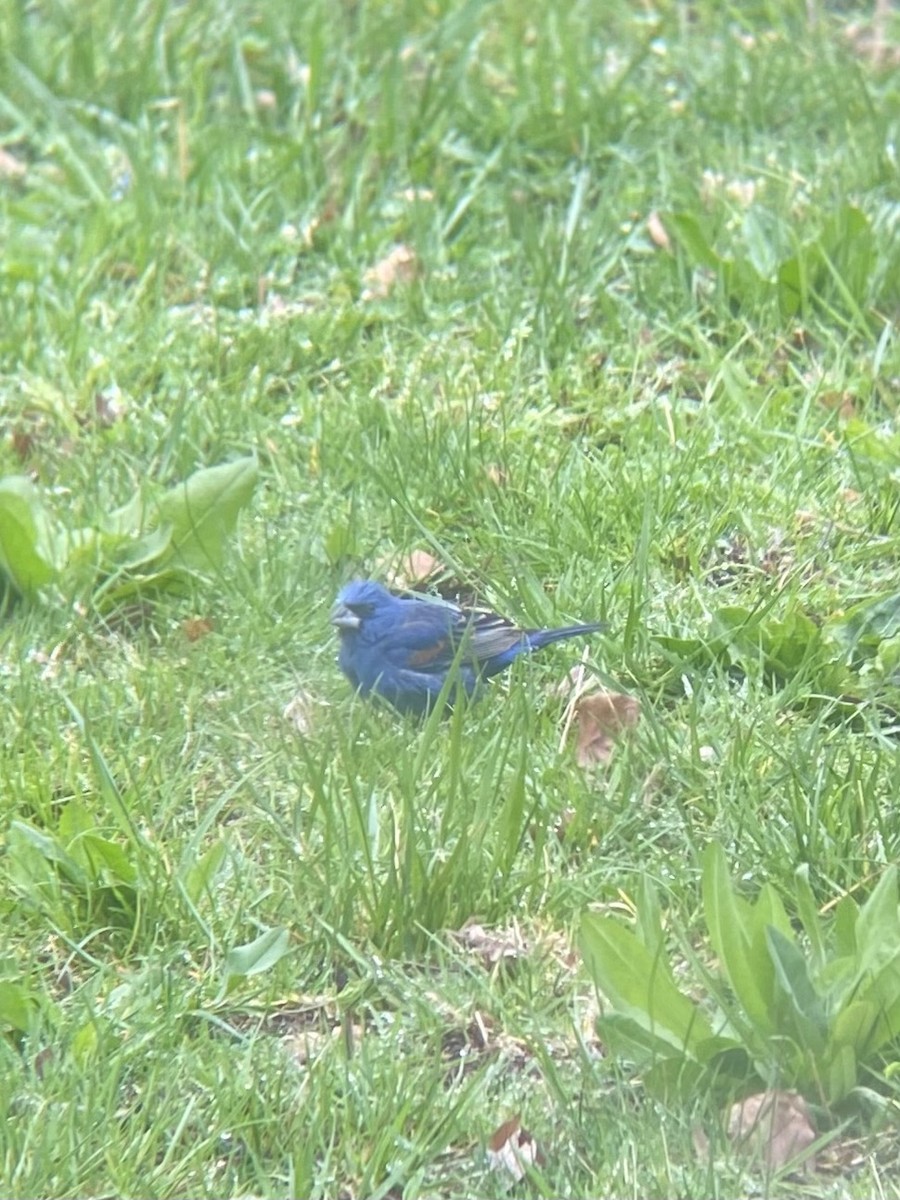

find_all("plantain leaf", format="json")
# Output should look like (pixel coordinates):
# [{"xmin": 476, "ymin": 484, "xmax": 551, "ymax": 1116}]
[
  {"xmin": 580, "ymin": 912, "xmax": 713, "ymax": 1051},
  {"xmin": 0, "ymin": 475, "xmax": 60, "ymax": 593},
  {"xmin": 224, "ymin": 926, "xmax": 291, "ymax": 981},
  {"xmin": 702, "ymin": 843, "xmax": 774, "ymax": 1036},
  {"xmin": 766, "ymin": 926, "xmax": 827, "ymax": 1054},
  {"xmin": 155, "ymin": 456, "xmax": 258, "ymax": 573}
]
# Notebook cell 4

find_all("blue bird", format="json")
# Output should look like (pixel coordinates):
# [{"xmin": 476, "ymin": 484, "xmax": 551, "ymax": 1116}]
[{"xmin": 330, "ymin": 578, "xmax": 604, "ymax": 716}]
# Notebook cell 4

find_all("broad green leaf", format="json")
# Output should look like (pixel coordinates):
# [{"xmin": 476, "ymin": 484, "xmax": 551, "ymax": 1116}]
[
  {"xmin": 702, "ymin": 843, "xmax": 773, "ymax": 1035},
  {"xmin": 754, "ymin": 883, "xmax": 793, "ymax": 941},
  {"xmin": 644, "ymin": 1042, "xmax": 755, "ymax": 1105},
  {"xmin": 0, "ymin": 981, "xmax": 37, "ymax": 1032},
  {"xmin": 654, "ymin": 633, "xmax": 707, "ymax": 662},
  {"xmin": 101, "ymin": 491, "xmax": 145, "ymax": 536},
  {"xmin": 831, "ymin": 1000, "xmax": 878, "ymax": 1052},
  {"xmin": 834, "ymin": 894, "xmax": 859, "ymax": 958},
  {"xmin": 81, "ymin": 835, "xmax": 137, "ymax": 886},
  {"xmin": 155, "ymin": 456, "xmax": 258, "ymax": 572},
  {"xmin": 580, "ymin": 913, "xmax": 713, "ymax": 1050},
  {"xmin": 58, "ymin": 800, "xmax": 94, "ymax": 844},
  {"xmin": 766, "ymin": 926, "xmax": 827, "ymax": 1054},
  {"xmin": 93, "ymin": 566, "xmax": 188, "ymax": 605},
  {"xmin": 72, "ymin": 1020, "xmax": 98, "ymax": 1065},
  {"xmin": 224, "ymin": 926, "xmax": 291, "ymax": 980},
  {"xmin": 854, "ymin": 868, "xmax": 899, "ymax": 974},
  {"xmin": 595, "ymin": 1012, "xmax": 685, "ymax": 1065},
  {"xmin": 110, "ymin": 524, "xmax": 173, "ymax": 569},
  {"xmin": 63, "ymin": 700, "xmax": 142, "ymax": 847},
  {"xmin": 830, "ymin": 592, "xmax": 900, "ymax": 655},
  {"xmin": 322, "ymin": 517, "xmax": 358, "ymax": 565},
  {"xmin": 636, "ymin": 874, "xmax": 665, "ymax": 965},
  {"xmin": 182, "ymin": 840, "xmax": 227, "ymax": 905},
  {"xmin": 826, "ymin": 1042, "xmax": 858, "ymax": 1104},
  {"xmin": 778, "ymin": 253, "xmax": 808, "ymax": 318},
  {"xmin": 665, "ymin": 212, "xmax": 720, "ymax": 269},
  {"xmin": 854, "ymin": 951, "xmax": 900, "ymax": 1056},
  {"xmin": 777, "ymin": 205, "xmax": 873, "ymax": 320},
  {"xmin": 794, "ymin": 864, "xmax": 827, "ymax": 970},
  {"xmin": 9, "ymin": 820, "xmax": 88, "ymax": 889},
  {"xmin": 740, "ymin": 207, "xmax": 790, "ymax": 279},
  {"xmin": 759, "ymin": 612, "xmax": 823, "ymax": 676},
  {"xmin": 818, "ymin": 204, "xmax": 874, "ymax": 308},
  {"xmin": 0, "ymin": 475, "xmax": 59, "ymax": 592},
  {"xmin": 746, "ymin": 885, "xmax": 793, "ymax": 1014},
  {"xmin": 642, "ymin": 1056, "xmax": 709, "ymax": 1105},
  {"xmin": 719, "ymin": 255, "xmax": 766, "ymax": 306}
]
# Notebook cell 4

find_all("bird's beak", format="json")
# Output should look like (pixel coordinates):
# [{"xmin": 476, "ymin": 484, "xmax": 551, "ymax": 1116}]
[{"xmin": 330, "ymin": 601, "xmax": 361, "ymax": 631}]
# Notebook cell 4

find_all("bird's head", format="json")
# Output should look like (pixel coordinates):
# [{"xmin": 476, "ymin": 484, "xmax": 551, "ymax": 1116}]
[{"xmin": 329, "ymin": 579, "xmax": 392, "ymax": 632}]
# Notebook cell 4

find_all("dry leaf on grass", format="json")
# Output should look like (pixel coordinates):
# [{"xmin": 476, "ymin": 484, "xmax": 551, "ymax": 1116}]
[
  {"xmin": 455, "ymin": 922, "xmax": 529, "ymax": 970},
  {"xmin": 283, "ymin": 690, "xmax": 319, "ymax": 736},
  {"xmin": 818, "ymin": 390, "xmax": 859, "ymax": 420},
  {"xmin": 93, "ymin": 388, "xmax": 127, "ymax": 427},
  {"xmin": 557, "ymin": 666, "xmax": 640, "ymax": 767},
  {"xmin": 442, "ymin": 1010, "xmax": 493, "ymax": 1060},
  {"xmin": 843, "ymin": 0, "xmax": 899, "ymax": 68},
  {"xmin": 647, "ymin": 210, "xmax": 671, "ymax": 251},
  {"xmin": 727, "ymin": 1090, "xmax": 818, "ymax": 1173},
  {"xmin": 398, "ymin": 186, "xmax": 435, "ymax": 203},
  {"xmin": 284, "ymin": 1027, "xmax": 339, "ymax": 1066},
  {"xmin": 381, "ymin": 549, "xmax": 444, "ymax": 590},
  {"xmin": 182, "ymin": 616, "xmax": 214, "ymax": 642},
  {"xmin": 486, "ymin": 1114, "xmax": 545, "ymax": 1184},
  {"xmin": 361, "ymin": 243, "xmax": 418, "ymax": 301},
  {"xmin": 11, "ymin": 426, "xmax": 37, "ymax": 462},
  {"xmin": 0, "ymin": 147, "xmax": 26, "ymax": 180},
  {"xmin": 573, "ymin": 691, "xmax": 640, "ymax": 766}
]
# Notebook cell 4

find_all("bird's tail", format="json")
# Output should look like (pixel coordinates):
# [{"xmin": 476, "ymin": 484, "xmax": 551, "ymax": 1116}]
[{"xmin": 527, "ymin": 621, "xmax": 606, "ymax": 651}]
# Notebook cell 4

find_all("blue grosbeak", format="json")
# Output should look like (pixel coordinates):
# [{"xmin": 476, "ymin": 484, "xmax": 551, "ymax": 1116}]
[{"xmin": 330, "ymin": 579, "xmax": 604, "ymax": 716}]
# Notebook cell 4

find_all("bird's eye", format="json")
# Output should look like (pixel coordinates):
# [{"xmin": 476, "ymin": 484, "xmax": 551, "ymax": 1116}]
[{"xmin": 348, "ymin": 602, "xmax": 374, "ymax": 617}]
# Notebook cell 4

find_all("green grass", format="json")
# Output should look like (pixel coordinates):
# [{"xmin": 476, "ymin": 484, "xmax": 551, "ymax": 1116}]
[{"xmin": 2, "ymin": 0, "xmax": 900, "ymax": 1195}]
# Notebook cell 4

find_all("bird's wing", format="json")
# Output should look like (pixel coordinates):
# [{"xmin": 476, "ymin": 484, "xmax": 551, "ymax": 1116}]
[
  {"xmin": 459, "ymin": 611, "xmax": 528, "ymax": 664},
  {"xmin": 373, "ymin": 602, "xmax": 458, "ymax": 674}
]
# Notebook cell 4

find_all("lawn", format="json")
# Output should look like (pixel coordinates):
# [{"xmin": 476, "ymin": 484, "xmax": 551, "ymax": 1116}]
[{"xmin": 1, "ymin": 0, "xmax": 900, "ymax": 1196}]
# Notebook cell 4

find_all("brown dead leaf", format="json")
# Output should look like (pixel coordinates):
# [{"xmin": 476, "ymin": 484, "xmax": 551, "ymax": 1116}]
[
  {"xmin": 441, "ymin": 1011, "xmax": 497, "ymax": 1083},
  {"xmin": 571, "ymin": 690, "xmax": 640, "ymax": 767},
  {"xmin": 383, "ymin": 549, "xmax": 444, "ymax": 590},
  {"xmin": 724, "ymin": 178, "xmax": 758, "ymax": 207},
  {"xmin": 485, "ymin": 463, "xmax": 508, "ymax": 486},
  {"xmin": 182, "ymin": 616, "xmax": 214, "ymax": 642},
  {"xmin": 283, "ymin": 690, "xmax": 318, "ymax": 736},
  {"xmin": 554, "ymin": 663, "xmax": 605, "ymax": 704},
  {"xmin": 487, "ymin": 1114, "xmax": 545, "ymax": 1183},
  {"xmin": 0, "ymin": 147, "xmax": 26, "ymax": 180},
  {"xmin": 361, "ymin": 243, "xmax": 418, "ymax": 301},
  {"xmin": 727, "ymin": 1090, "xmax": 817, "ymax": 1173},
  {"xmin": 33, "ymin": 1047, "xmax": 54, "ymax": 1078},
  {"xmin": 11, "ymin": 426, "xmax": 36, "ymax": 462},
  {"xmin": 843, "ymin": 0, "xmax": 900, "ymax": 68},
  {"xmin": 442, "ymin": 1010, "xmax": 493, "ymax": 1060},
  {"xmin": 640, "ymin": 762, "xmax": 667, "ymax": 807},
  {"xmin": 647, "ymin": 210, "xmax": 671, "ymax": 252},
  {"xmin": 692, "ymin": 1124, "xmax": 711, "ymax": 1162},
  {"xmin": 455, "ymin": 922, "xmax": 528, "ymax": 970},
  {"xmin": 285, "ymin": 1023, "xmax": 365, "ymax": 1067},
  {"xmin": 818, "ymin": 390, "xmax": 858, "ymax": 420},
  {"xmin": 93, "ymin": 387, "xmax": 127, "ymax": 427},
  {"xmin": 398, "ymin": 186, "xmax": 435, "ymax": 203}
]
